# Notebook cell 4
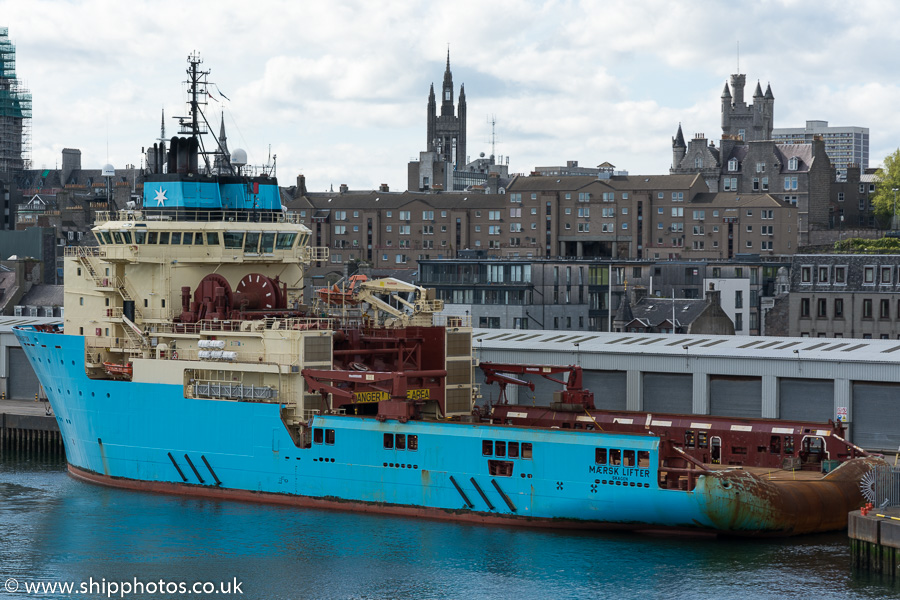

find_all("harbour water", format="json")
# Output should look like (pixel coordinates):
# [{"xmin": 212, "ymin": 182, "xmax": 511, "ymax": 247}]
[{"xmin": 1, "ymin": 452, "xmax": 898, "ymax": 600}]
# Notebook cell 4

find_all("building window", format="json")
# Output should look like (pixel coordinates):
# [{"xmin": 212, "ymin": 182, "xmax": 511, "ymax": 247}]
[
  {"xmin": 735, "ymin": 313, "xmax": 743, "ymax": 331},
  {"xmin": 881, "ymin": 299, "xmax": 891, "ymax": 319},
  {"xmin": 735, "ymin": 290, "xmax": 743, "ymax": 309},
  {"xmin": 800, "ymin": 298, "xmax": 810, "ymax": 317},
  {"xmin": 863, "ymin": 298, "xmax": 873, "ymax": 318},
  {"xmin": 756, "ymin": 162, "xmax": 766, "ymax": 173},
  {"xmin": 788, "ymin": 157, "xmax": 798, "ymax": 171},
  {"xmin": 882, "ymin": 266, "xmax": 893, "ymax": 284},
  {"xmin": 817, "ymin": 298, "xmax": 827, "ymax": 318},
  {"xmin": 835, "ymin": 266, "xmax": 846, "ymax": 284},
  {"xmin": 818, "ymin": 267, "xmax": 828, "ymax": 283},
  {"xmin": 835, "ymin": 298, "xmax": 843, "ymax": 317},
  {"xmin": 864, "ymin": 266, "xmax": 875, "ymax": 285}
]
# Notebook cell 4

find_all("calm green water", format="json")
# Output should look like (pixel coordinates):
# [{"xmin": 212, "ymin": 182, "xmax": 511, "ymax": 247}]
[{"xmin": 0, "ymin": 452, "xmax": 898, "ymax": 600}]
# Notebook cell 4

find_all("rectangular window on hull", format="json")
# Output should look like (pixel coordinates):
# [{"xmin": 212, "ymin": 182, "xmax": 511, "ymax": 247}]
[
  {"xmin": 522, "ymin": 442, "xmax": 533, "ymax": 459},
  {"xmin": 325, "ymin": 429, "xmax": 335, "ymax": 445},
  {"xmin": 495, "ymin": 441, "xmax": 507, "ymax": 457},
  {"xmin": 383, "ymin": 433, "xmax": 393, "ymax": 449},
  {"xmin": 482, "ymin": 440, "xmax": 493, "ymax": 456},
  {"xmin": 595, "ymin": 448, "xmax": 607, "ymax": 464},
  {"xmin": 488, "ymin": 460, "xmax": 514, "ymax": 477},
  {"xmin": 313, "ymin": 429, "xmax": 323, "ymax": 445}
]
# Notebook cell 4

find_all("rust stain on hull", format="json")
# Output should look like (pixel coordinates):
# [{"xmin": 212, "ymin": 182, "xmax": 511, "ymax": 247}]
[{"xmin": 697, "ymin": 457, "xmax": 884, "ymax": 535}]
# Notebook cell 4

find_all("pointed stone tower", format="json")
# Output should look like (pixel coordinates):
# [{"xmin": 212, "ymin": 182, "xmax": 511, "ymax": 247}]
[
  {"xmin": 425, "ymin": 49, "xmax": 466, "ymax": 170},
  {"xmin": 672, "ymin": 123, "xmax": 686, "ymax": 169},
  {"xmin": 212, "ymin": 113, "xmax": 230, "ymax": 174}
]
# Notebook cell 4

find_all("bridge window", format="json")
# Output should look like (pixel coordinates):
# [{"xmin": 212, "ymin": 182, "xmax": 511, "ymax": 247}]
[
  {"xmin": 206, "ymin": 232, "xmax": 220, "ymax": 245},
  {"xmin": 495, "ymin": 441, "xmax": 506, "ymax": 457},
  {"xmin": 383, "ymin": 433, "xmax": 394, "ymax": 449},
  {"xmin": 325, "ymin": 429, "xmax": 335, "ymax": 445},
  {"xmin": 148, "ymin": 232, "xmax": 158, "ymax": 244},
  {"xmin": 134, "ymin": 231, "xmax": 146, "ymax": 244},
  {"xmin": 275, "ymin": 232, "xmax": 297, "ymax": 249},
  {"xmin": 482, "ymin": 440, "xmax": 493, "ymax": 456},
  {"xmin": 224, "ymin": 231, "xmax": 244, "ymax": 249},
  {"xmin": 623, "ymin": 450, "xmax": 635, "ymax": 467},
  {"xmin": 313, "ymin": 428, "xmax": 323, "ymax": 445},
  {"xmin": 595, "ymin": 448, "xmax": 607, "ymax": 464},
  {"xmin": 260, "ymin": 233, "xmax": 275, "ymax": 253},
  {"xmin": 396, "ymin": 434, "xmax": 406, "ymax": 450},
  {"xmin": 112, "ymin": 232, "xmax": 123, "ymax": 244},
  {"xmin": 192, "ymin": 232, "xmax": 204, "ymax": 244},
  {"xmin": 244, "ymin": 232, "xmax": 260, "ymax": 253},
  {"xmin": 508, "ymin": 442, "xmax": 519, "ymax": 458},
  {"xmin": 171, "ymin": 232, "xmax": 182, "ymax": 244},
  {"xmin": 158, "ymin": 232, "xmax": 170, "ymax": 244},
  {"xmin": 408, "ymin": 435, "xmax": 418, "ymax": 451}
]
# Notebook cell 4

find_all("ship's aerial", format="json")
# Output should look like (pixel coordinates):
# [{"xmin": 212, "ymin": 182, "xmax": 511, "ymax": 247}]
[{"xmin": 14, "ymin": 53, "xmax": 884, "ymax": 536}]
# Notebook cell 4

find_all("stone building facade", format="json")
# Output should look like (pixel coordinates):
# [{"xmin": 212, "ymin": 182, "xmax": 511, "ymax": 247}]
[
  {"xmin": 768, "ymin": 254, "xmax": 900, "ymax": 339},
  {"xmin": 671, "ymin": 72, "xmax": 834, "ymax": 242}
]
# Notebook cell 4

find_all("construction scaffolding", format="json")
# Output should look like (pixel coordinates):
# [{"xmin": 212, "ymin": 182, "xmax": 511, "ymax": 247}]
[{"xmin": 0, "ymin": 27, "xmax": 32, "ymax": 178}]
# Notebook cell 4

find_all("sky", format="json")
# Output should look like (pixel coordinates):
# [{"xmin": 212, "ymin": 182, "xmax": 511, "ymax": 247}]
[{"xmin": 2, "ymin": 0, "xmax": 900, "ymax": 192}]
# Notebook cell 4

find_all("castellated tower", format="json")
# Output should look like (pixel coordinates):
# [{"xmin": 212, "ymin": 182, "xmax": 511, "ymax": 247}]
[{"xmin": 721, "ymin": 74, "xmax": 774, "ymax": 142}]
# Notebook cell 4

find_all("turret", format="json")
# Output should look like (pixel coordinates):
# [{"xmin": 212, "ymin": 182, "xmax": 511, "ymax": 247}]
[
  {"xmin": 753, "ymin": 81, "xmax": 764, "ymax": 100},
  {"xmin": 457, "ymin": 84, "xmax": 467, "ymax": 169},
  {"xmin": 730, "ymin": 74, "xmax": 746, "ymax": 106},
  {"xmin": 672, "ymin": 123, "xmax": 686, "ymax": 169},
  {"xmin": 427, "ymin": 84, "xmax": 436, "ymax": 152},
  {"xmin": 721, "ymin": 82, "xmax": 732, "ymax": 129}
]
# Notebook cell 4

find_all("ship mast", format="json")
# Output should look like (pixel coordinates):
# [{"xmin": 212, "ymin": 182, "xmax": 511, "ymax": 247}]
[{"xmin": 175, "ymin": 52, "xmax": 233, "ymax": 174}]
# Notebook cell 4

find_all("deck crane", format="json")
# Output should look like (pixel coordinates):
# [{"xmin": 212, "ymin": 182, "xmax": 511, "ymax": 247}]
[
  {"xmin": 352, "ymin": 277, "xmax": 444, "ymax": 328},
  {"xmin": 478, "ymin": 362, "xmax": 595, "ymax": 410}
]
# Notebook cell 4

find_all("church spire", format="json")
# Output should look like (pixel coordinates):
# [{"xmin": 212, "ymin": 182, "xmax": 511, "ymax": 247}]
[{"xmin": 441, "ymin": 48, "xmax": 454, "ymax": 117}]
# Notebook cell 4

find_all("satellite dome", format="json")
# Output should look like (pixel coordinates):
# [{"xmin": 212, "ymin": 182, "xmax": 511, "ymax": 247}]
[
  {"xmin": 231, "ymin": 148, "xmax": 247, "ymax": 167},
  {"xmin": 480, "ymin": 152, "xmax": 485, "ymax": 158},
  {"xmin": 101, "ymin": 164, "xmax": 115, "ymax": 177}
]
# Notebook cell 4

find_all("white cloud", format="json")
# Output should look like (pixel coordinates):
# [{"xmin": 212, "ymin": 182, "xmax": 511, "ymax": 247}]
[{"xmin": 2, "ymin": 0, "xmax": 899, "ymax": 186}]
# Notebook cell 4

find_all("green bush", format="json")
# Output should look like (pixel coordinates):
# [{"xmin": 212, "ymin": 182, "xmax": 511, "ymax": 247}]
[{"xmin": 834, "ymin": 237, "xmax": 900, "ymax": 253}]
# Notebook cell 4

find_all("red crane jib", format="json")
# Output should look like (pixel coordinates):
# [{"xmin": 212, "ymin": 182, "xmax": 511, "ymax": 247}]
[{"xmin": 479, "ymin": 362, "xmax": 594, "ymax": 409}]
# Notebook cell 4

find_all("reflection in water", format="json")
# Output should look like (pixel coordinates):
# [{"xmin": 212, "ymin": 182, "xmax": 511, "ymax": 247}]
[{"xmin": 0, "ymin": 453, "xmax": 898, "ymax": 600}]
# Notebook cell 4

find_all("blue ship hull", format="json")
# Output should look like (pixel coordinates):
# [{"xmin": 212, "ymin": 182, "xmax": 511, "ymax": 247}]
[{"xmin": 16, "ymin": 325, "xmax": 876, "ymax": 535}]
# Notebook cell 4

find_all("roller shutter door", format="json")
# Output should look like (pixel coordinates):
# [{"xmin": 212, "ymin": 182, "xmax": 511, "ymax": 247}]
[
  {"xmin": 8, "ymin": 347, "xmax": 40, "ymax": 399},
  {"xmin": 583, "ymin": 371, "xmax": 626, "ymax": 410},
  {"xmin": 779, "ymin": 378, "xmax": 834, "ymax": 423},
  {"xmin": 709, "ymin": 375, "xmax": 761, "ymax": 418},
  {"xmin": 852, "ymin": 383, "xmax": 900, "ymax": 452},
  {"xmin": 643, "ymin": 373, "xmax": 692, "ymax": 414}
]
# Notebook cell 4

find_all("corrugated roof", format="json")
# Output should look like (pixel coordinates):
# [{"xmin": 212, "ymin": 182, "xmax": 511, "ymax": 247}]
[{"xmin": 472, "ymin": 328, "xmax": 900, "ymax": 364}]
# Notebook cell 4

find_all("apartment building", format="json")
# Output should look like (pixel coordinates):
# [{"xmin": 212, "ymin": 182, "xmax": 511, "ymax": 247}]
[
  {"xmin": 772, "ymin": 255, "xmax": 900, "ymax": 339},
  {"xmin": 773, "ymin": 120, "xmax": 869, "ymax": 180}
]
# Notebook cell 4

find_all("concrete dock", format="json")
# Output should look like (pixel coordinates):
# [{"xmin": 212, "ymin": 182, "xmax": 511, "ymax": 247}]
[
  {"xmin": 849, "ymin": 507, "xmax": 900, "ymax": 579},
  {"xmin": 0, "ymin": 398, "xmax": 64, "ymax": 457}
]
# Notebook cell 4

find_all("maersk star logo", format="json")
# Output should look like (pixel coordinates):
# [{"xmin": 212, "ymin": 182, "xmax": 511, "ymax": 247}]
[{"xmin": 154, "ymin": 187, "xmax": 168, "ymax": 206}]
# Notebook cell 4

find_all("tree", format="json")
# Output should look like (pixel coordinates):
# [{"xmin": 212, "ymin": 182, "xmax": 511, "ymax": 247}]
[{"xmin": 871, "ymin": 149, "xmax": 900, "ymax": 229}]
